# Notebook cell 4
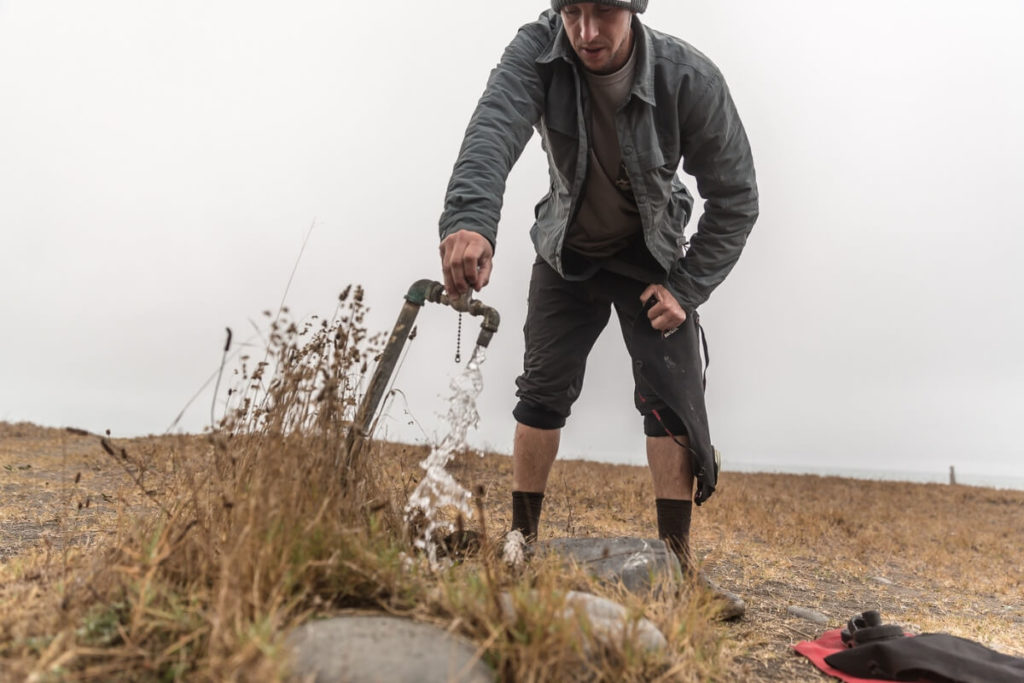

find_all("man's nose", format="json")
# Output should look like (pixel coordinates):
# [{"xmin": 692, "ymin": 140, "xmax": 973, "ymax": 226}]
[{"xmin": 579, "ymin": 15, "xmax": 599, "ymax": 43}]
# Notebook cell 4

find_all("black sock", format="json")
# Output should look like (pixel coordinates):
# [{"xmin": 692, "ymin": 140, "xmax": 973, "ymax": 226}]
[
  {"xmin": 511, "ymin": 491, "xmax": 544, "ymax": 542},
  {"xmin": 656, "ymin": 498, "xmax": 693, "ymax": 570}
]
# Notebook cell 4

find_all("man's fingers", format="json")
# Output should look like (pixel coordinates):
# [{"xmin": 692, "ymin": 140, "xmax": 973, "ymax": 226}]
[
  {"xmin": 449, "ymin": 250, "xmax": 468, "ymax": 294},
  {"xmin": 649, "ymin": 311, "xmax": 669, "ymax": 331},
  {"xmin": 464, "ymin": 247, "xmax": 494, "ymax": 292},
  {"xmin": 650, "ymin": 312, "xmax": 676, "ymax": 331},
  {"xmin": 439, "ymin": 230, "xmax": 494, "ymax": 295},
  {"xmin": 442, "ymin": 240, "xmax": 468, "ymax": 295},
  {"xmin": 639, "ymin": 283, "xmax": 686, "ymax": 330},
  {"xmin": 462, "ymin": 248, "xmax": 481, "ymax": 289},
  {"xmin": 440, "ymin": 243, "xmax": 456, "ymax": 295},
  {"xmin": 653, "ymin": 309, "xmax": 687, "ymax": 330},
  {"xmin": 476, "ymin": 254, "xmax": 493, "ymax": 291},
  {"xmin": 646, "ymin": 298, "xmax": 669, "ymax": 322}
]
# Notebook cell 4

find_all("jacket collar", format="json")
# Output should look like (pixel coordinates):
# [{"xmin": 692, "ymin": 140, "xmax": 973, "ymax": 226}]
[
  {"xmin": 536, "ymin": 13, "xmax": 574, "ymax": 65},
  {"xmin": 536, "ymin": 13, "xmax": 657, "ymax": 107}
]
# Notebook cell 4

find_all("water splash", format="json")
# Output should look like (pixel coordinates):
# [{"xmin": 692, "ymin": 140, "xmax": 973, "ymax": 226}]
[
  {"xmin": 405, "ymin": 346, "xmax": 486, "ymax": 567},
  {"xmin": 502, "ymin": 529, "xmax": 527, "ymax": 568}
]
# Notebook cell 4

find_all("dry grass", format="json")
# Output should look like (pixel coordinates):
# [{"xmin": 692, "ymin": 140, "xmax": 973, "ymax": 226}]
[{"xmin": 2, "ymin": 290, "xmax": 1022, "ymax": 681}]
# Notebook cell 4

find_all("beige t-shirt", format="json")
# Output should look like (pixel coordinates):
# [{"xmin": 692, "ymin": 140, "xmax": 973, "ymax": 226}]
[{"xmin": 564, "ymin": 45, "xmax": 642, "ymax": 259}]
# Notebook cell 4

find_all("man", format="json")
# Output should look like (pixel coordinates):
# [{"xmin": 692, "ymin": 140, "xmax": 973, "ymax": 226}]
[{"xmin": 438, "ymin": 1, "xmax": 758, "ymax": 616}]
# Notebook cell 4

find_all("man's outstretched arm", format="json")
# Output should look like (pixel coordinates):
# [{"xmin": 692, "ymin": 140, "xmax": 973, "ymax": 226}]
[{"xmin": 437, "ymin": 16, "xmax": 551, "ymax": 293}]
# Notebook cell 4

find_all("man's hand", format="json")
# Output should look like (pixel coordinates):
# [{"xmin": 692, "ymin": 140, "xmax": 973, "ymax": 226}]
[
  {"xmin": 440, "ymin": 230, "xmax": 494, "ymax": 296},
  {"xmin": 640, "ymin": 284, "xmax": 687, "ymax": 332}
]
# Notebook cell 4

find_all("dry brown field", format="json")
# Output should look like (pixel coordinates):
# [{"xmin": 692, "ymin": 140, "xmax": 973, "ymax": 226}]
[{"xmin": 2, "ymin": 420, "xmax": 1022, "ymax": 681}]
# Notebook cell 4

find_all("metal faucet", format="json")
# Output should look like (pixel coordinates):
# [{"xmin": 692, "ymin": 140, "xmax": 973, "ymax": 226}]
[{"xmin": 342, "ymin": 280, "xmax": 501, "ymax": 467}]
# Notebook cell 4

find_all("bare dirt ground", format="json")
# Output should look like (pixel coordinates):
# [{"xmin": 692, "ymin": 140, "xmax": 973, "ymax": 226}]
[
  {"xmin": 3, "ymin": 423, "xmax": 1023, "ymax": 681},
  {"xmin": 0, "ymin": 423, "xmax": 125, "ymax": 565}
]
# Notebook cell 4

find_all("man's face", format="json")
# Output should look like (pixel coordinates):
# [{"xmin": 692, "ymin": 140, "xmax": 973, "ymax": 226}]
[{"xmin": 560, "ymin": 3, "xmax": 634, "ymax": 75}]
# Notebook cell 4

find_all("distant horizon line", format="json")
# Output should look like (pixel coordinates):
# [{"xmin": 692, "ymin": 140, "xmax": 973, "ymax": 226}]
[
  {"xmin": 550, "ymin": 448, "xmax": 1024, "ymax": 491},
  {"xmin": 719, "ymin": 460, "xmax": 1024, "ymax": 490}
]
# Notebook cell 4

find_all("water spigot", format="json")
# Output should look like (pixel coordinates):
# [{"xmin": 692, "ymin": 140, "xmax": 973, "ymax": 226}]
[
  {"xmin": 346, "ymin": 279, "xmax": 503, "ymax": 466},
  {"xmin": 405, "ymin": 280, "xmax": 501, "ymax": 349}
]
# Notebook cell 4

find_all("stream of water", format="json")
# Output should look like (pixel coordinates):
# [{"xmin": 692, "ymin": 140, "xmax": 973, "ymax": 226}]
[{"xmin": 404, "ymin": 346, "xmax": 486, "ymax": 567}]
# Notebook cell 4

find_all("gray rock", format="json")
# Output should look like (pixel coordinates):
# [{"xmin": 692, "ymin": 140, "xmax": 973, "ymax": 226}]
[
  {"xmin": 535, "ymin": 537, "xmax": 681, "ymax": 593},
  {"xmin": 787, "ymin": 606, "xmax": 829, "ymax": 626},
  {"xmin": 498, "ymin": 590, "xmax": 667, "ymax": 654},
  {"xmin": 565, "ymin": 590, "xmax": 668, "ymax": 652},
  {"xmin": 287, "ymin": 615, "xmax": 493, "ymax": 683}
]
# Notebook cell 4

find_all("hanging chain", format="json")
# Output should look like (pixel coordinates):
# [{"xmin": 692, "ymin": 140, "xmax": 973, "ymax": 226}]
[{"xmin": 454, "ymin": 312, "xmax": 463, "ymax": 363}]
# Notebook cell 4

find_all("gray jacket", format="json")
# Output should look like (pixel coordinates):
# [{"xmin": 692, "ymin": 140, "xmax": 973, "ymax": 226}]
[{"xmin": 439, "ymin": 10, "xmax": 758, "ymax": 313}]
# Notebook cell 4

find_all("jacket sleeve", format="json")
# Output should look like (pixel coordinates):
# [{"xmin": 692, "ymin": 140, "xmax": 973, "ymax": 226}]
[
  {"xmin": 438, "ymin": 20, "xmax": 551, "ymax": 251},
  {"xmin": 667, "ymin": 71, "xmax": 759, "ymax": 312}
]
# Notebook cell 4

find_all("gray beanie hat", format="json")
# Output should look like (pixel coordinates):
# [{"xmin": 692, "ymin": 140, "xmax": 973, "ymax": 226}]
[{"xmin": 551, "ymin": 0, "xmax": 647, "ymax": 13}]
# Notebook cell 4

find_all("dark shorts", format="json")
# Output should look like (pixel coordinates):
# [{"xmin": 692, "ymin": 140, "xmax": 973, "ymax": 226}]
[{"xmin": 513, "ymin": 257, "xmax": 694, "ymax": 437}]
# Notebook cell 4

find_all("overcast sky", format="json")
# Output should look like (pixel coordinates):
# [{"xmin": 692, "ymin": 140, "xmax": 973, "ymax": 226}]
[{"xmin": 2, "ymin": 1, "xmax": 1022, "ymax": 483}]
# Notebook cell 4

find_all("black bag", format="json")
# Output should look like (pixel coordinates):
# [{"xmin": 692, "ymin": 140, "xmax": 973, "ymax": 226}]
[{"xmin": 825, "ymin": 632, "xmax": 1024, "ymax": 683}]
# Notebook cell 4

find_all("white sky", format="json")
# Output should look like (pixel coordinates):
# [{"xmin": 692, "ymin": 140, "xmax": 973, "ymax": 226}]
[{"xmin": 2, "ymin": 1, "xmax": 1022, "ymax": 481}]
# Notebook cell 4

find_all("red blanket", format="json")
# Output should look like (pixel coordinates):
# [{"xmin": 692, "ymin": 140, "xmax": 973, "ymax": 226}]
[{"xmin": 793, "ymin": 628, "xmax": 884, "ymax": 683}]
